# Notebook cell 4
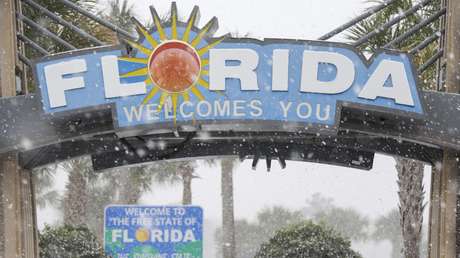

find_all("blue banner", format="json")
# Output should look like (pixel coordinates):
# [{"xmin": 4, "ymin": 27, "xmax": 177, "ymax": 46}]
[{"xmin": 34, "ymin": 4, "xmax": 423, "ymax": 130}]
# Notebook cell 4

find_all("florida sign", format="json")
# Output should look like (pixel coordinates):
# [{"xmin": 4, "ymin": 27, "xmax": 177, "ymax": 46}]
[{"xmin": 34, "ymin": 3, "xmax": 423, "ymax": 131}]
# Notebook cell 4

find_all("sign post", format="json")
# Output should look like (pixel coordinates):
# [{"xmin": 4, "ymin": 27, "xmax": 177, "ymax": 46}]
[{"xmin": 104, "ymin": 205, "xmax": 203, "ymax": 258}]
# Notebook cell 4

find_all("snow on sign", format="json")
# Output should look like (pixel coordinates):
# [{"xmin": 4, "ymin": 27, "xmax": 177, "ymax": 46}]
[
  {"xmin": 34, "ymin": 3, "xmax": 424, "ymax": 130},
  {"xmin": 104, "ymin": 205, "xmax": 203, "ymax": 258}
]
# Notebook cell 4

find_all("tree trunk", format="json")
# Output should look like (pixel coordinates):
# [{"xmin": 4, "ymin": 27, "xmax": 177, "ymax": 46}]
[
  {"xmin": 221, "ymin": 159, "xmax": 236, "ymax": 258},
  {"xmin": 119, "ymin": 184, "xmax": 142, "ymax": 204},
  {"xmin": 396, "ymin": 158, "xmax": 424, "ymax": 258},
  {"xmin": 182, "ymin": 169, "xmax": 193, "ymax": 205},
  {"xmin": 118, "ymin": 168, "xmax": 143, "ymax": 204}
]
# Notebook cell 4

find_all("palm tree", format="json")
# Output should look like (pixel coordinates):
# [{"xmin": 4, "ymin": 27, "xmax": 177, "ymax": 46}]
[
  {"xmin": 100, "ymin": 161, "xmax": 197, "ymax": 206},
  {"xmin": 150, "ymin": 161, "xmax": 198, "ymax": 205},
  {"xmin": 220, "ymin": 158, "xmax": 238, "ymax": 258},
  {"xmin": 347, "ymin": 1, "xmax": 439, "ymax": 257},
  {"xmin": 372, "ymin": 209, "xmax": 403, "ymax": 258},
  {"xmin": 305, "ymin": 193, "xmax": 370, "ymax": 242},
  {"xmin": 203, "ymin": 157, "xmax": 239, "ymax": 258},
  {"xmin": 215, "ymin": 206, "xmax": 305, "ymax": 258},
  {"xmin": 84, "ymin": 163, "xmax": 166, "ymax": 240},
  {"xmin": 348, "ymin": 0, "xmax": 439, "ymax": 86},
  {"xmin": 33, "ymin": 164, "xmax": 59, "ymax": 209},
  {"xmin": 105, "ymin": 0, "xmax": 136, "ymax": 34},
  {"xmin": 61, "ymin": 156, "xmax": 95, "ymax": 226},
  {"xmin": 178, "ymin": 162, "xmax": 196, "ymax": 205},
  {"xmin": 101, "ymin": 164, "xmax": 159, "ymax": 205},
  {"xmin": 396, "ymin": 159, "xmax": 425, "ymax": 258}
]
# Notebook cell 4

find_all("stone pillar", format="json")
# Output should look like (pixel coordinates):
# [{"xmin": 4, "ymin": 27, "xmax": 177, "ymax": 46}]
[
  {"xmin": 0, "ymin": 0, "xmax": 39, "ymax": 257},
  {"xmin": 429, "ymin": 0, "xmax": 460, "ymax": 257}
]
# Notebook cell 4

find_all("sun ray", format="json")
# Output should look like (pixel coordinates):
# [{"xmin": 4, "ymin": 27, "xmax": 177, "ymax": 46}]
[
  {"xmin": 191, "ymin": 17, "xmax": 218, "ymax": 47},
  {"xmin": 171, "ymin": 2, "xmax": 178, "ymax": 39},
  {"xmin": 197, "ymin": 78, "xmax": 209, "ymax": 89},
  {"xmin": 150, "ymin": 6, "xmax": 167, "ymax": 41},
  {"xmin": 145, "ymin": 77, "xmax": 152, "ymax": 86},
  {"xmin": 157, "ymin": 92, "xmax": 169, "ymax": 113},
  {"xmin": 182, "ymin": 6, "xmax": 200, "ymax": 43},
  {"xmin": 191, "ymin": 87, "xmax": 205, "ymax": 101},
  {"xmin": 123, "ymin": 39, "xmax": 152, "ymax": 56},
  {"xmin": 200, "ymin": 70, "xmax": 209, "ymax": 76},
  {"xmin": 182, "ymin": 91, "xmax": 190, "ymax": 102},
  {"xmin": 118, "ymin": 57, "xmax": 148, "ymax": 64},
  {"xmin": 197, "ymin": 34, "xmax": 229, "ymax": 56},
  {"xmin": 120, "ymin": 67, "xmax": 148, "ymax": 78},
  {"xmin": 133, "ymin": 19, "xmax": 159, "ymax": 48},
  {"xmin": 172, "ymin": 93, "xmax": 178, "ymax": 122},
  {"xmin": 201, "ymin": 59, "xmax": 209, "ymax": 67},
  {"xmin": 142, "ymin": 86, "xmax": 160, "ymax": 105}
]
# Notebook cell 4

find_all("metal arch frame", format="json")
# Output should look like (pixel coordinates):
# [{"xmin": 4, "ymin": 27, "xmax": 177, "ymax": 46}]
[
  {"xmin": 18, "ymin": 131, "xmax": 441, "ymax": 171},
  {"xmin": 15, "ymin": 0, "xmax": 446, "ymax": 77},
  {"xmin": 21, "ymin": 0, "xmax": 104, "ymax": 46}
]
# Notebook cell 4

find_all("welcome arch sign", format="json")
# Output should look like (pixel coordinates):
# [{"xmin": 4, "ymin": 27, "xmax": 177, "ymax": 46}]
[{"xmin": 34, "ymin": 3, "xmax": 423, "ymax": 132}]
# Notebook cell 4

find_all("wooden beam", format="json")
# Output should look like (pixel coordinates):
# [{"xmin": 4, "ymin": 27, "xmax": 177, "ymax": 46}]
[
  {"xmin": 0, "ymin": 154, "xmax": 38, "ymax": 258},
  {"xmin": 0, "ymin": 0, "xmax": 18, "ymax": 97},
  {"xmin": 439, "ymin": 152, "xmax": 459, "ymax": 257},
  {"xmin": 429, "ymin": 0, "xmax": 460, "ymax": 257},
  {"xmin": 0, "ymin": 0, "xmax": 38, "ymax": 257}
]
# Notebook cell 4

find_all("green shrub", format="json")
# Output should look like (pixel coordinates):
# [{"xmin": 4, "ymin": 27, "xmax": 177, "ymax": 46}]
[
  {"xmin": 254, "ymin": 221, "xmax": 362, "ymax": 258},
  {"xmin": 39, "ymin": 225, "xmax": 106, "ymax": 258}
]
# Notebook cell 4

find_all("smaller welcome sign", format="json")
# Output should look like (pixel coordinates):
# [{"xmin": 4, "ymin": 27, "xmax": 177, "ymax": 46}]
[{"xmin": 104, "ymin": 205, "xmax": 203, "ymax": 258}]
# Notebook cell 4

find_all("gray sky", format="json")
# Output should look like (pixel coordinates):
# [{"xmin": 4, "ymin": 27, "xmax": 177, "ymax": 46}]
[
  {"xmin": 38, "ymin": 1, "xmax": 433, "ymax": 257},
  {"xmin": 139, "ymin": 155, "xmax": 432, "ymax": 221},
  {"xmin": 102, "ymin": 0, "xmax": 371, "ymax": 40}
]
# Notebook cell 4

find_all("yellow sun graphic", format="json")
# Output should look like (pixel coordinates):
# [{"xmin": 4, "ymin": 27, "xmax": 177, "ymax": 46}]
[
  {"xmin": 135, "ymin": 228, "xmax": 150, "ymax": 243},
  {"xmin": 118, "ymin": 3, "xmax": 227, "ymax": 121}
]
